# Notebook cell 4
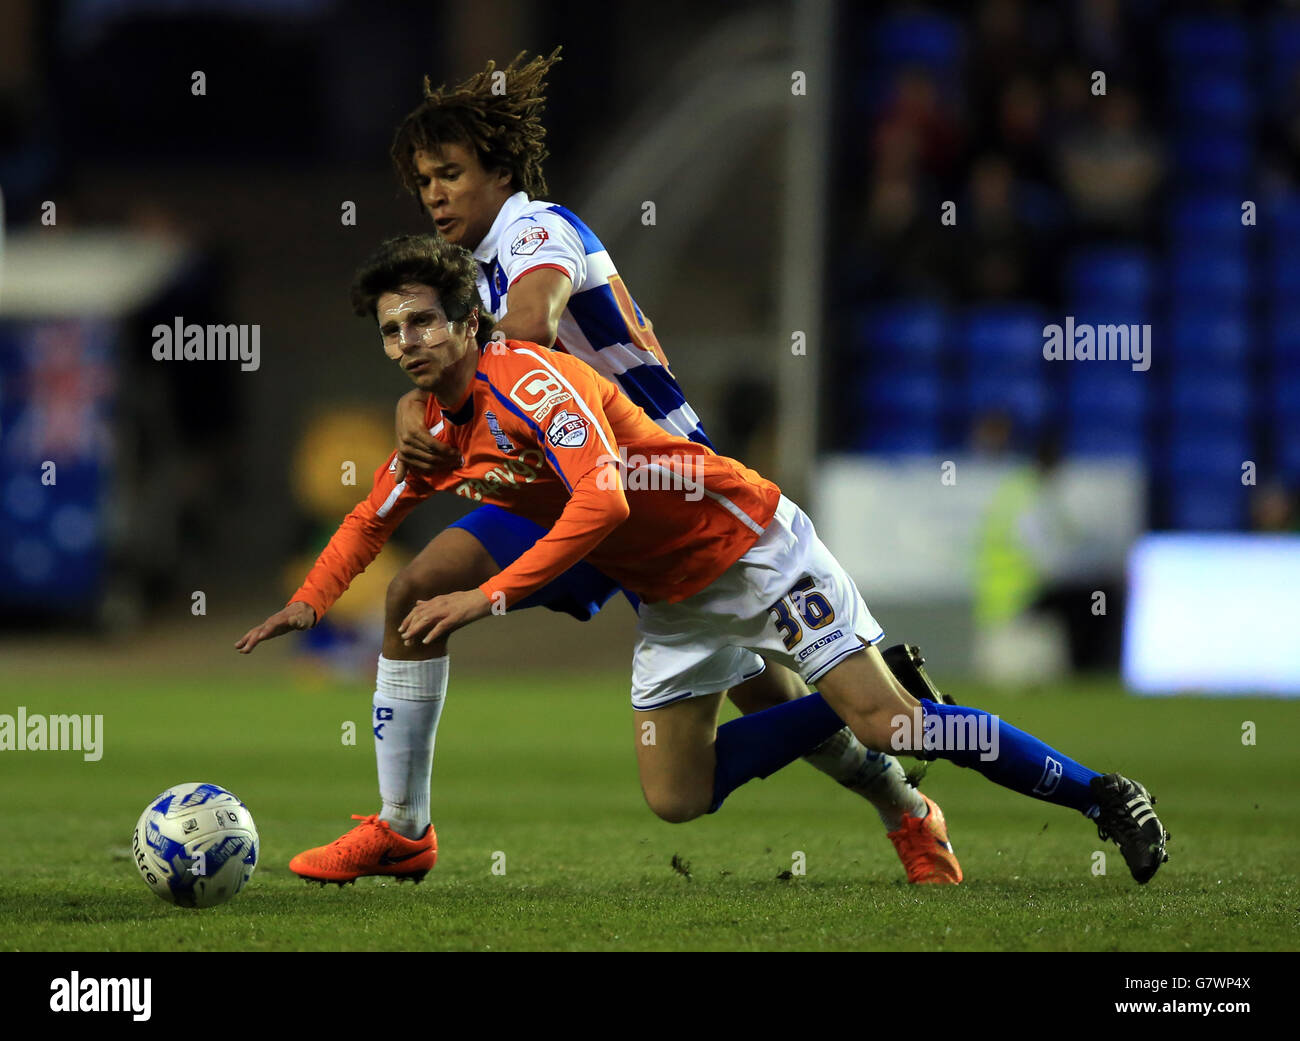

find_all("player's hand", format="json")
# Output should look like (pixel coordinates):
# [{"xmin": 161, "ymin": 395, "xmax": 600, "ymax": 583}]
[
  {"xmin": 234, "ymin": 601, "xmax": 316, "ymax": 654},
  {"xmin": 398, "ymin": 590, "xmax": 493, "ymax": 645},
  {"xmin": 394, "ymin": 389, "xmax": 458, "ymax": 481}
]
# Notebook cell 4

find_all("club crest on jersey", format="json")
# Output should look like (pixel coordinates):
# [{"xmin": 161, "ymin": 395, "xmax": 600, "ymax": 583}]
[
  {"xmin": 510, "ymin": 225, "xmax": 549, "ymax": 257},
  {"xmin": 546, "ymin": 409, "xmax": 588, "ymax": 449},
  {"xmin": 484, "ymin": 409, "xmax": 516, "ymax": 455}
]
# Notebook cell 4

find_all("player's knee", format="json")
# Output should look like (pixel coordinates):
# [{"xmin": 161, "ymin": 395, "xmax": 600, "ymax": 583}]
[
  {"xmin": 385, "ymin": 566, "xmax": 451, "ymax": 619},
  {"xmin": 385, "ymin": 571, "xmax": 419, "ymax": 619},
  {"xmin": 642, "ymin": 785, "xmax": 709, "ymax": 823},
  {"xmin": 647, "ymin": 800, "xmax": 704, "ymax": 824}
]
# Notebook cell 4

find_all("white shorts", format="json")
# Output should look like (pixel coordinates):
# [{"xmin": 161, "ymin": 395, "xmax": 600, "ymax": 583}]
[{"xmin": 630, "ymin": 495, "xmax": 884, "ymax": 711}]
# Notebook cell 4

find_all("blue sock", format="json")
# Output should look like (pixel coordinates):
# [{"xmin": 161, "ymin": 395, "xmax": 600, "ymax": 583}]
[
  {"xmin": 918, "ymin": 701, "xmax": 1101, "ymax": 816},
  {"xmin": 709, "ymin": 693, "xmax": 845, "ymax": 813}
]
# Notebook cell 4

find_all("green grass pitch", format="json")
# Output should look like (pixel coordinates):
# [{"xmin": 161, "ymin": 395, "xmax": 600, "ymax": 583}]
[{"xmin": 1, "ymin": 667, "xmax": 1296, "ymax": 951}]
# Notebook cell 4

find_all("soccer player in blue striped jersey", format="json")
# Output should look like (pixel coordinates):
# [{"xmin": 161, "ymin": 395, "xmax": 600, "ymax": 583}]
[{"xmin": 279, "ymin": 50, "xmax": 960, "ymax": 885}]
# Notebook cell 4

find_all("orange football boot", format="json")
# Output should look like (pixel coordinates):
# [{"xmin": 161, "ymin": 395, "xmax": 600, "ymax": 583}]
[
  {"xmin": 887, "ymin": 794, "xmax": 963, "ymax": 884},
  {"xmin": 290, "ymin": 814, "xmax": 437, "ymax": 886}
]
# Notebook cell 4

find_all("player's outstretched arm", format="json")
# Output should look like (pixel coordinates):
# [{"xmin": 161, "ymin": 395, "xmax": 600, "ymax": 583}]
[
  {"xmin": 268, "ymin": 454, "xmax": 442, "ymax": 637},
  {"xmin": 234, "ymin": 601, "xmax": 316, "ymax": 654},
  {"xmin": 393, "ymin": 389, "xmax": 460, "ymax": 481}
]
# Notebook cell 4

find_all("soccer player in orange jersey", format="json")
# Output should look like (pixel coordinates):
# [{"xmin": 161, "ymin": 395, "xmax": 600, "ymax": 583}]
[
  {"xmin": 384, "ymin": 50, "xmax": 955, "ymax": 876},
  {"xmin": 237, "ymin": 237, "xmax": 1170, "ymax": 887},
  {"xmin": 237, "ymin": 51, "xmax": 967, "ymax": 887}
]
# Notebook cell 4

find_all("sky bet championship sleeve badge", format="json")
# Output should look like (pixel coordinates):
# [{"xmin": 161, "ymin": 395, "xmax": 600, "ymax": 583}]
[
  {"xmin": 510, "ymin": 224, "xmax": 549, "ymax": 256},
  {"xmin": 546, "ymin": 409, "xmax": 589, "ymax": 448}
]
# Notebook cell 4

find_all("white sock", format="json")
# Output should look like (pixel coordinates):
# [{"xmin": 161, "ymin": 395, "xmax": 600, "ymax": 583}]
[
  {"xmin": 374, "ymin": 654, "xmax": 447, "ymax": 839},
  {"xmin": 804, "ymin": 726, "xmax": 927, "ymax": 830}
]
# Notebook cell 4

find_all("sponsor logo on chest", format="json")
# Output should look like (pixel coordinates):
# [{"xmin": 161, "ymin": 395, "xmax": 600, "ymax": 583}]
[
  {"xmin": 509, "ymin": 368, "xmax": 572, "ymax": 421},
  {"xmin": 453, "ymin": 448, "xmax": 548, "ymax": 502}
]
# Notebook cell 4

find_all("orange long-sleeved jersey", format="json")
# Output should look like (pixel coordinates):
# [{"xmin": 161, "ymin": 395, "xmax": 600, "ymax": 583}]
[{"xmin": 289, "ymin": 341, "xmax": 781, "ymax": 620}]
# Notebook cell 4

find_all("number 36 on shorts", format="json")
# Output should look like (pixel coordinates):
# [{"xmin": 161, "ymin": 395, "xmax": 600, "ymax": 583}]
[
  {"xmin": 762, "ymin": 565, "xmax": 884, "ymax": 685},
  {"xmin": 768, "ymin": 575, "xmax": 836, "ymax": 650}
]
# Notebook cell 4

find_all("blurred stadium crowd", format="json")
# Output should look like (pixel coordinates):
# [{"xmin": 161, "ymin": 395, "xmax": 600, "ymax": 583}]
[
  {"xmin": 832, "ymin": 0, "xmax": 1300, "ymax": 534},
  {"xmin": 1, "ymin": 0, "xmax": 1297, "ymax": 651}
]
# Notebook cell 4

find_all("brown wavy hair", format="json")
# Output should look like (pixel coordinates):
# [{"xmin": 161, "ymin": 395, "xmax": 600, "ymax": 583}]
[{"xmin": 391, "ymin": 47, "xmax": 562, "ymax": 202}]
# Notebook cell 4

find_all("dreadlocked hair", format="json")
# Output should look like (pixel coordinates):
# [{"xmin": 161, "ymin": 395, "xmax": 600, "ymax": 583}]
[{"xmin": 391, "ymin": 47, "xmax": 562, "ymax": 201}]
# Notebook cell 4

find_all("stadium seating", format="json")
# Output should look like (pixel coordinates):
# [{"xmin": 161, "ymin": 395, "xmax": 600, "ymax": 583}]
[
  {"xmin": 966, "ymin": 373, "xmax": 1049, "ymax": 433},
  {"xmin": 1265, "ymin": 251, "xmax": 1300, "ymax": 299},
  {"xmin": 854, "ymin": 300, "xmax": 948, "ymax": 367},
  {"xmin": 1267, "ymin": 309, "xmax": 1300, "ymax": 369},
  {"xmin": 853, "ymin": 367, "xmax": 944, "ymax": 454},
  {"xmin": 853, "ymin": 423, "xmax": 944, "ymax": 455},
  {"xmin": 842, "ymin": 7, "xmax": 1298, "ymax": 533},
  {"xmin": 855, "ymin": 10, "xmax": 964, "ymax": 113},
  {"xmin": 1168, "ymin": 249, "xmax": 1252, "ymax": 307},
  {"xmin": 1265, "ymin": 14, "xmax": 1300, "ymax": 94},
  {"xmin": 1270, "ymin": 381, "xmax": 1300, "ymax": 480},
  {"xmin": 1172, "ymin": 367, "xmax": 1251, "ymax": 410},
  {"xmin": 849, "ymin": 301, "xmax": 950, "ymax": 453},
  {"xmin": 1169, "ymin": 194, "xmax": 1250, "ymax": 246},
  {"xmin": 1066, "ymin": 247, "xmax": 1155, "ymax": 309},
  {"xmin": 1168, "ymin": 308, "xmax": 1252, "ymax": 368},
  {"xmin": 1165, "ymin": 480, "xmax": 1249, "ymax": 529},
  {"xmin": 1065, "ymin": 372, "xmax": 1148, "ymax": 459},
  {"xmin": 873, "ymin": 10, "xmax": 963, "ymax": 70},
  {"xmin": 1164, "ymin": 430, "xmax": 1252, "ymax": 529},
  {"xmin": 1165, "ymin": 17, "xmax": 1251, "ymax": 71},
  {"xmin": 1174, "ymin": 135, "xmax": 1253, "ymax": 189},
  {"xmin": 1172, "ymin": 75, "xmax": 1255, "ymax": 129},
  {"xmin": 958, "ymin": 305, "xmax": 1047, "ymax": 372}
]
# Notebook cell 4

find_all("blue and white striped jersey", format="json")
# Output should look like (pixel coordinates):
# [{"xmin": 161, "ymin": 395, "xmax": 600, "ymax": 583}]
[{"xmin": 471, "ymin": 191, "xmax": 711, "ymax": 447}]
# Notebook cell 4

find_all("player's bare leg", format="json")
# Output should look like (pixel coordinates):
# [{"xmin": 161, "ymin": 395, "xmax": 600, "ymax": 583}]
[
  {"xmin": 626, "ymin": 637, "xmax": 956, "ymax": 881},
  {"xmin": 728, "ymin": 663, "xmax": 931, "ymax": 829},
  {"xmin": 631, "ymin": 677, "xmax": 890, "ymax": 828},
  {"xmin": 631, "ymin": 675, "xmax": 934, "ymax": 876},
  {"xmin": 805, "ymin": 642, "xmax": 921, "ymax": 750},
  {"xmin": 289, "ymin": 527, "xmax": 499, "ymax": 885},
  {"xmin": 634, "ymin": 693, "xmax": 726, "ymax": 823}
]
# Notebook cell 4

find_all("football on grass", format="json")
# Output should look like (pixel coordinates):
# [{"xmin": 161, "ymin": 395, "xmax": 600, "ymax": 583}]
[{"xmin": 132, "ymin": 782, "xmax": 258, "ymax": 908}]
